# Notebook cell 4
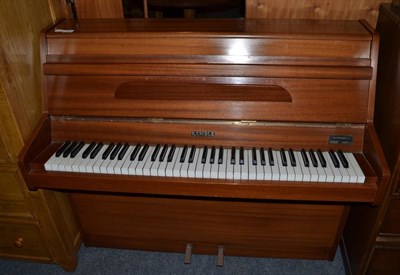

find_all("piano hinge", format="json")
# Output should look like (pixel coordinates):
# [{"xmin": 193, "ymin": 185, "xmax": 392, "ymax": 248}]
[{"xmin": 239, "ymin": 120, "xmax": 257, "ymax": 125}]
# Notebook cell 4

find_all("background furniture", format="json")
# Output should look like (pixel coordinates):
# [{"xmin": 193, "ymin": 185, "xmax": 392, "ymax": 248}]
[
  {"xmin": 0, "ymin": 0, "xmax": 80, "ymax": 271},
  {"xmin": 65, "ymin": 0, "xmax": 386, "ymax": 27},
  {"xmin": 342, "ymin": 3, "xmax": 400, "ymax": 275}
]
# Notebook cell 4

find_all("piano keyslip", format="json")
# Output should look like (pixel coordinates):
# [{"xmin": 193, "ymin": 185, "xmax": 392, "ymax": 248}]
[{"xmin": 44, "ymin": 141, "xmax": 365, "ymax": 184}]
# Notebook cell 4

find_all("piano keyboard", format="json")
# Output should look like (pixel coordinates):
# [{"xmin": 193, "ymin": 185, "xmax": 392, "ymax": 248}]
[{"xmin": 44, "ymin": 141, "xmax": 365, "ymax": 183}]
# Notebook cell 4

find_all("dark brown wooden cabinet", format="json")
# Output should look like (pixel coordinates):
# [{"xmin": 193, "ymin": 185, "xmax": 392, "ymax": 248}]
[{"xmin": 342, "ymin": 3, "xmax": 400, "ymax": 275}]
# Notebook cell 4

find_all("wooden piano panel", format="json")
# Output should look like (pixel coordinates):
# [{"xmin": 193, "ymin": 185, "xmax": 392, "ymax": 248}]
[
  {"xmin": 71, "ymin": 193, "xmax": 347, "ymax": 260},
  {"xmin": 45, "ymin": 75, "xmax": 370, "ymax": 123}
]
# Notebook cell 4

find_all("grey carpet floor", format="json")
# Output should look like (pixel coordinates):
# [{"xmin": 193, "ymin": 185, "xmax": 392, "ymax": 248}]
[{"xmin": 0, "ymin": 245, "xmax": 345, "ymax": 275}]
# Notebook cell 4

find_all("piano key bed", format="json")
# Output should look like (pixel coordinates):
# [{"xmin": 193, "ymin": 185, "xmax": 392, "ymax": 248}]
[{"xmin": 45, "ymin": 141, "xmax": 365, "ymax": 184}]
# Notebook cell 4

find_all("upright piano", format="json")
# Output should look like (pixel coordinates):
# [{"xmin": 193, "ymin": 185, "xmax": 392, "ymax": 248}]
[{"xmin": 20, "ymin": 18, "xmax": 389, "ymax": 262}]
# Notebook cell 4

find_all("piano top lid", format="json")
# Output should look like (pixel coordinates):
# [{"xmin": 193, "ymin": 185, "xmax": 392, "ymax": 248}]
[{"xmin": 49, "ymin": 18, "xmax": 372, "ymax": 40}]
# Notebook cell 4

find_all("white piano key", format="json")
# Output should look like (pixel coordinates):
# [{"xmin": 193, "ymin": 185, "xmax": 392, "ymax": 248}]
[
  {"xmin": 172, "ymin": 147, "xmax": 184, "ymax": 177},
  {"xmin": 323, "ymin": 151, "xmax": 342, "ymax": 183},
  {"xmin": 45, "ymin": 150, "xmax": 63, "ymax": 171},
  {"xmin": 136, "ymin": 146, "xmax": 154, "ymax": 176},
  {"xmin": 93, "ymin": 148, "xmax": 109, "ymax": 174},
  {"xmin": 210, "ymin": 150, "xmax": 219, "ymax": 179},
  {"xmin": 115, "ymin": 146, "xmax": 134, "ymax": 175},
  {"xmin": 226, "ymin": 149, "xmax": 234, "ymax": 180},
  {"xmin": 262, "ymin": 150, "xmax": 272, "ymax": 181},
  {"xmin": 322, "ymin": 158, "xmax": 335, "ymax": 182},
  {"xmin": 248, "ymin": 149, "xmax": 257, "ymax": 180},
  {"xmin": 240, "ymin": 150, "xmax": 249, "ymax": 180},
  {"xmin": 105, "ymin": 146, "xmax": 124, "ymax": 174},
  {"xmin": 233, "ymin": 149, "xmax": 241, "ymax": 180},
  {"xmin": 58, "ymin": 143, "xmax": 84, "ymax": 172},
  {"xmin": 345, "ymin": 153, "xmax": 365, "ymax": 183},
  {"xmin": 339, "ymin": 153, "xmax": 357, "ymax": 183},
  {"xmin": 71, "ymin": 144, "xmax": 90, "ymax": 172},
  {"xmin": 87, "ymin": 146, "xmax": 107, "ymax": 173},
  {"xmin": 306, "ymin": 152, "xmax": 319, "ymax": 182},
  {"xmin": 334, "ymin": 152, "xmax": 350, "ymax": 183},
  {"xmin": 188, "ymin": 147, "xmax": 200, "ymax": 178},
  {"xmin": 285, "ymin": 151, "xmax": 296, "ymax": 181},
  {"xmin": 77, "ymin": 146, "xmax": 96, "ymax": 173},
  {"xmin": 315, "ymin": 157, "xmax": 327, "ymax": 183},
  {"xmin": 157, "ymin": 153, "xmax": 169, "ymax": 177},
  {"xmin": 128, "ymin": 146, "xmax": 142, "ymax": 175},
  {"xmin": 100, "ymin": 157, "xmax": 113, "ymax": 174},
  {"xmin": 203, "ymin": 148, "xmax": 212, "ymax": 179},
  {"xmin": 195, "ymin": 148, "xmax": 205, "ymax": 179},
  {"xmin": 271, "ymin": 151, "xmax": 280, "ymax": 181},
  {"xmin": 164, "ymin": 147, "xmax": 180, "ymax": 177},
  {"xmin": 180, "ymin": 149, "xmax": 190, "ymax": 178},
  {"xmin": 217, "ymin": 149, "xmax": 228, "ymax": 179},
  {"xmin": 172, "ymin": 147, "xmax": 183, "ymax": 178},
  {"xmin": 295, "ymin": 151, "xmax": 310, "ymax": 182},
  {"xmin": 143, "ymin": 146, "xmax": 158, "ymax": 176},
  {"xmin": 292, "ymin": 151, "xmax": 303, "ymax": 181},
  {"xmin": 276, "ymin": 150, "xmax": 288, "ymax": 181}
]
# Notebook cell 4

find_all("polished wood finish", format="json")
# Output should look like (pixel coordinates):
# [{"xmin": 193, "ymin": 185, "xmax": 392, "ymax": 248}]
[
  {"xmin": 342, "ymin": 4, "xmax": 400, "ymax": 275},
  {"xmin": 0, "ymin": 0, "xmax": 80, "ymax": 271},
  {"xmin": 19, "ymin": 18, "xmax": 389, "ymax": 262},
  {"xmin": 246, "ymin": 0, "xmax": 386, "ymax": 27},
  {"xmin": 71, "ymin": 193, "xmax": 348, "ymax": 260},
  {"xmin": 74, "ymin": 0, "xmax": 123, "ymax": 18}
]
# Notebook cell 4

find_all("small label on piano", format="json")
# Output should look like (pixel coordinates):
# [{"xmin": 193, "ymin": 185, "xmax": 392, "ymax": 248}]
[
  {"xmin": 329, "ymin": 135, "xmax": 353, "ymax": 145},
  {"xmin": 191, "ymin": 131, "xmax": 215, "ymax": 137}
]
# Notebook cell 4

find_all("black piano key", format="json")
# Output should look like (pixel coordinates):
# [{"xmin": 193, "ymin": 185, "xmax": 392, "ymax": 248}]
[
  {"xmin": 317, "ymin": 149, "xmax": 327, "ymax": 168},
  {"xmin": 70, "ymin": 141, "xmax": 85, "ymax": 158},
  {"xmin": 180, "ymin": 145, "xmax": 188, "ymax": 163},
  {"xmin": 239, "ymin": 147, "xmax": 244, "ymax": 165},
  {"xmin": 337, "ymin": 150, "xmax": 349, "ymax": 168},
  {"xmin": 117, "ymin": 143, "xmax": 129, "ymax": 160},
  {"xmin": 268, "ymin": 148, "xmax": 274, "ymax": 166},
  {"xmin": 230, "ymin": 147, "xmax": 236, "ymax": 165},
  {"xmin": 210, "ymin": 146, "xmax": 216, "ymax": 164},
  {"xmin": 102, "ymin": 143, "xmax": 115, "ymax": 159},
  {"xmin": 151, "ymin": 144, "xmax": 161, "ymax": 161},
  {"xmin": 252, "ymin": 147, "xmax": 257, "ymax": 165},
  {"xmin": 188, "ymin": 145, "xmax": 196, "ymax": 163},
  {"xmin": 309, "ymin": 149, "xmax": 318, "ymax": 167},
  {"xmin": 280, "ymin": 148, "xmax": 287, "ymax": 166},
  {"xmin": 218, "ymin": 146, "xmax": 224, "ymax": 164},
  {"xmin": 329, "ymin": 149, "xmax": 340, "ymax": 168},
  {"xmin": 201, "ymin": 146, "xmax": 208, "ymax": 164},
  {"xmin": 288, "ymin": 148, "xmax": 296, "ymax": 167},
  {"xmin": 130, "ymin": 144, "xmax": 141, "ymax": 161},
  {"xmin": 56, "ymin": 141, "xmax": 71, "ymax": 157},
  {"xmin": 90, "ymin": 143, "xmax": 103, "ymax": 159},
  {"xmin": 109, "ymin": 143, "xmax": 122, "ymax": 160},
  {"xmin": 260, "ymin": 147, "xmax": 266, "ymax": 166},
  {"xmin": 82, "ymin": 142, "xmax": 96, "ymax": 159},
  {"xmin": 138, "ymin": 144, "xmax": 149, "ymax": 161},
  {"xmin": 301, "ymin": 149, "xmax": 309, "ymax": 167},
  {"xmin": 167, "ymin": 145, "xmax": 176, "ymax": 162},
  {"xmin": 159, "ymin": 144, "xmax": 168, "ymax": 162},
  {"xmin": 63, "ymin": 141, "xmax": 78, "ymax": 158}
]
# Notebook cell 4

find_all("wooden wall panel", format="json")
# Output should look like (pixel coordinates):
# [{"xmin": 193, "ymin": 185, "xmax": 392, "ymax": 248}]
[
  {"xmin": 246, "ymin": 0, "xmax": 386, "ymax": 27},
  {"xmin": 75, "ymin": 0, "xmax": 124, "ymax": 18},
  {"xmin": 0, "ymin": 0, "xmax": 55, "ymax": 143}
]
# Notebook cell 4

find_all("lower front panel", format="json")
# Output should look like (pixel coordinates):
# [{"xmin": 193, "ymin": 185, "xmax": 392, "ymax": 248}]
[{"xmin": 70, "ymin": 193, "xmax": 347, "ymax": 260}]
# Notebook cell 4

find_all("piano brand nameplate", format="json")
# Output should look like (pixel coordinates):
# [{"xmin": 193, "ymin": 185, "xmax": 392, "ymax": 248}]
[
  {"xmin": 329, "ymin": 135, "xmax": 354, "ymax": 145},
  {"xmin": 191, "ymin": 131, "xmax": 215, "ymax": 137}
]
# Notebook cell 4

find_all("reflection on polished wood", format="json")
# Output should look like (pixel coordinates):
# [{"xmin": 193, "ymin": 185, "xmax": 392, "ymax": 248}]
[{"xmin": 19, "ymin": 18, "xmax": 389, "ymax": 262}]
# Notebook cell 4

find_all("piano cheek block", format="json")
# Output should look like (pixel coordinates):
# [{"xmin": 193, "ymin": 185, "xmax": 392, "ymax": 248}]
[{"xmin": 114, "ymin": 82, "xmax": 293, "ymax": 103}]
